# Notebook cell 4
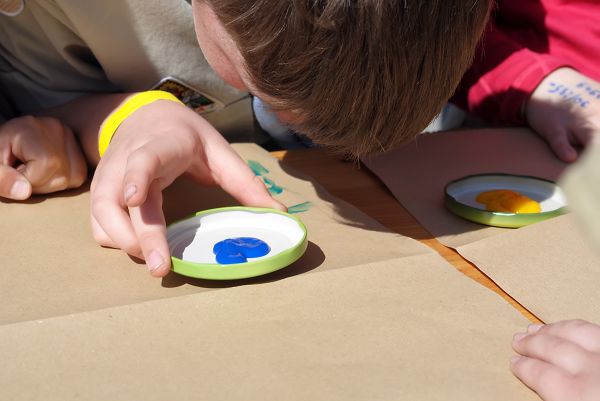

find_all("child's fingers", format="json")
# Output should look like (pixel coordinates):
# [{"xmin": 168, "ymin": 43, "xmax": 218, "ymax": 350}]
[
  {"xmin": 128, "ymin": 182, "xmax": 171, "ymax": 277},
  {"xmin": 62, "ymin": 125, "xmax": 88, "ymax": 189},
  {"xmin": 15, "ymin": 139, "xmax": 75, "ymax": 194},
  {"xmin": 535, "ymin": 320, "xmax": 600, "ymax": 352},
  {"xmin": 21, "ymin": 124, "xmax": 87, "ymax": 193},
  {"xmin": 570, "ymin": 125, "xmax": 599, "ymax": 148},
  {"xmin": 0, "ymin": 165, "xmax": 32, "ymax": 200},
  {"xmin": 15, "ymin": 152, "xmax": 60, "ymax": 192},
  {"xmin": 513, "ymin": 332, "xmax": 589, "ymax": 375},
  {"xmin": 207, "ymin": 143, "xmax": 286, "ymax": 211},
  {"xmin": 22, "ymin": 164, "xmax": 68, "ymax": 194},
  {"xmin": 10, "ymin": 118, "xmax": 64, "ymax": 191},
  {"xmin": 510, "ymin": 355, "xmax": 576, "ymax": 401},
  {"xmin": 122, "ymin": 147, "xmax": 163, "ymax": 208},
  {"xmin": 546, "ymin": 128, "xmax": 578, "ymax": 162},
  {"xmin": 90, "ymin": 214, "xmax": 118, "ymax": 249},
  {"xmin": 225, "ymin": 172, "xmax": 286, "ymax": 211},
  {"xmin": 90, "ymin": 175, "xmax": 143, "ymax": 259}
]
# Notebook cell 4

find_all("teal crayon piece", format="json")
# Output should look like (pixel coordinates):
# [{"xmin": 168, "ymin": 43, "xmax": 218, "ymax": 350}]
[
  {"xmin": 247, "ymin": 160, "xmax": 269, "ymax": 176},
  {"xmin": 263, "ymin": 177, "xmax": 284, "ymax": 195},
  {"xmin": 287, "ymin": 202, "xmax": 312, "ymax": 214}
]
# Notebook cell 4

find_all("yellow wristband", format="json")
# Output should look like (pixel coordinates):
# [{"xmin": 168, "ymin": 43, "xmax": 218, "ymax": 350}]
[{"xmin": 98, "ymin": 90, "xmax": 182, "ymax": 157}]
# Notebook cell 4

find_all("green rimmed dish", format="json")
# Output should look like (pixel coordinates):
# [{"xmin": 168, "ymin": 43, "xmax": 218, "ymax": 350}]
[
  {"xmin": 444, "ymin": 174, "xmax": 568, "ymax": 228},
  {"xmin": 167, "ymin": 207, "xmax": 308, "ymax": 280}
]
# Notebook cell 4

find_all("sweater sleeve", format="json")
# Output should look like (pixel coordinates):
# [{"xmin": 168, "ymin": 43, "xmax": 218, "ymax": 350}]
[{"xmin": 453, "ymin": 21, "xmax": 566, "ymax": 125}]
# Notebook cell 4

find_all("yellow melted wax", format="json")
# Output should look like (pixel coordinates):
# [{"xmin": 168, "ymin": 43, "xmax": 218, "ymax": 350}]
[{"xmin": 476, "ymin": 189, "xmax": 541, "ymax": 214}]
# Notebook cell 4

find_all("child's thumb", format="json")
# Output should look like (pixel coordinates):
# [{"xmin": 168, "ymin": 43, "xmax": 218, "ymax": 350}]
[{"xmin": 0, "ymin": 165, "xmax": 32, "ymax": 200}]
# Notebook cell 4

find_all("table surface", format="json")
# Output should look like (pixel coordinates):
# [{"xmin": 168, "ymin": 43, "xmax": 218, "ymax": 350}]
[{"xmin": 273, "ymin": 148, "xmax": 542, "ymax": 323}]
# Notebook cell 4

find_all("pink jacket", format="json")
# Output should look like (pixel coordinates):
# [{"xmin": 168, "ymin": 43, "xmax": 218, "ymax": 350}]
[{"xmin": 453, "ymin": 0, "xmax": 600, "ymax": 124}]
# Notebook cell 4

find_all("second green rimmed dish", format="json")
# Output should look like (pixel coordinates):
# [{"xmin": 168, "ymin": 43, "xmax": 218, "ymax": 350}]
[{"xmin": 444, "ymin": 173, "xmax": 568, "ymax": 228}]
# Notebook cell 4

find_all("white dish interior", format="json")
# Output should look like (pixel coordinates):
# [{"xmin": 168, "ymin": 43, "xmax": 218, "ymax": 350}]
[{"xmin": 167, "ymin": 210, "xmax": 305, "ymax": 264}]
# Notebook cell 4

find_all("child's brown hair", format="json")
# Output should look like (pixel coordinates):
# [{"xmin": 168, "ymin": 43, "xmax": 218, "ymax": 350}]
[{"xmin": 206, "ymin": 0, "xmax": 491, "ymax": 155}]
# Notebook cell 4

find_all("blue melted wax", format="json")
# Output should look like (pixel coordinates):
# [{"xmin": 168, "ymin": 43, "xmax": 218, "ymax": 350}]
[{"xmin": 213, "ymin": 237, "xmax": 271, "ymax": 265}]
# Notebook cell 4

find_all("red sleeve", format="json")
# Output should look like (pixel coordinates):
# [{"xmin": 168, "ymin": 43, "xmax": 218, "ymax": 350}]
[{"xmin": 453, "ymin": 21, "xmax": 566, "ymax": 125}]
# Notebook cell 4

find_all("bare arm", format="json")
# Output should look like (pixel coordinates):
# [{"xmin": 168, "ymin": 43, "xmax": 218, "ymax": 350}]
[{"xmin": 36, "ymin": 93, "xmax": 131, "ymax": 166}]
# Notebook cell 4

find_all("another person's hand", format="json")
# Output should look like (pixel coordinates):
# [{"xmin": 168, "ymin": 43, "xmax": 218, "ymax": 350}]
[
  {"xmin": 511, "ymin": 319, "xmax": 600, "ymax": 401},
  {"xmin": 0, "ymin": 116, "xmax": 87, "ymax": 200},
  {"xmin": 90, "ymin": 100, "xmax": 285, "ymax": 277},
  {"xmin": 526, "ymin": 68, "xmax": 600, "ymax": 162}
]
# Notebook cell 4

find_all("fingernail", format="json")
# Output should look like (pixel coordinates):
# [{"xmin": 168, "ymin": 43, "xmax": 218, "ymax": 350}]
[
  {"xmin": 147, "ymin": 250, "xmax": 165, "ymax": 273},
  {"xmin": 513, "ymin": 332, "xmax": 527, "ymax": 342},
  {"xmin": 10, "ymin": 180, "xmax": 30, "ymax": 199},
  {"xmin": 527, "ymin": 323, "xmax": 544, "ymax": 334},
  {"xmin": 124, "ymin": 184, "xmax": 137, "ymax": 202},
  {"xmin": 510, "ymin": 355, "xmax": 521, "ymax": 364},
  {"xmin": 562, "ymin": 147, "xmax": 577, "ymax": 162}
]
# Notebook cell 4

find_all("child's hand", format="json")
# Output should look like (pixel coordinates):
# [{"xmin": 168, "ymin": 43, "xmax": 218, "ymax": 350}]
[
  {"xmin": 511, "ymin": 319, "xmax": 600, "ymax": 401},
  {"xmin": 0, "ymin": 116, "xmax": 87, "ymax": 200},
  {"xmin": 90, "ymin": 100, "xmax": 285, "ymax": 277},
  {"xmin": 526, "ymin": 68, "xmax": 600, "ymax": 162}
]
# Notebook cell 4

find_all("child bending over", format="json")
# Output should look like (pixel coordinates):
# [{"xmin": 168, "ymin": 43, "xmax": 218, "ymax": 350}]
[{"xmin": 1, "ymin": 0, "xmax": 491, "ymax": 276}]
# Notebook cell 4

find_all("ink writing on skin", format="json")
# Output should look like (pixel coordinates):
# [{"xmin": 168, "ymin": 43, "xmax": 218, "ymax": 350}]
[
  {"xmin": 547, "ymin": 82, "xmax": 591, "ymax": 108},
  {"xmin": 576, "ymin": 82, "xmax": 600, "ymax": 99}
]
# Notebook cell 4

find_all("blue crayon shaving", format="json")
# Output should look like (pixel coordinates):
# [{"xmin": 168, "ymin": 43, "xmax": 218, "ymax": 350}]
[{"xmin": 213, "ymin": 237, "xmax": 271, "ymax": 265}]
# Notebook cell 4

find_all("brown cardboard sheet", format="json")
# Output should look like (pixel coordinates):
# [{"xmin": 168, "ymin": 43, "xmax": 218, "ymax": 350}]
[
  {"xmin": 0, "ymin": 143, "xmax": 540, "ymax": 400},
  {"xmin": 361, "ymin": 128, "xmax": 600, "ymax": 324},
  {"xmin": 362, "ymin": 128, "xmax": 567, "ymax": 248},
  {"xmin": 0, "ymin": 144, "xmax": 427, "ymax": 325},
  {"xmin": 0, "ymin": 252, "xmax": 536, "ymax": 401},
  {"xmin": 458, "ymin": 214, "xmax": 600, "ymax": 323}
]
